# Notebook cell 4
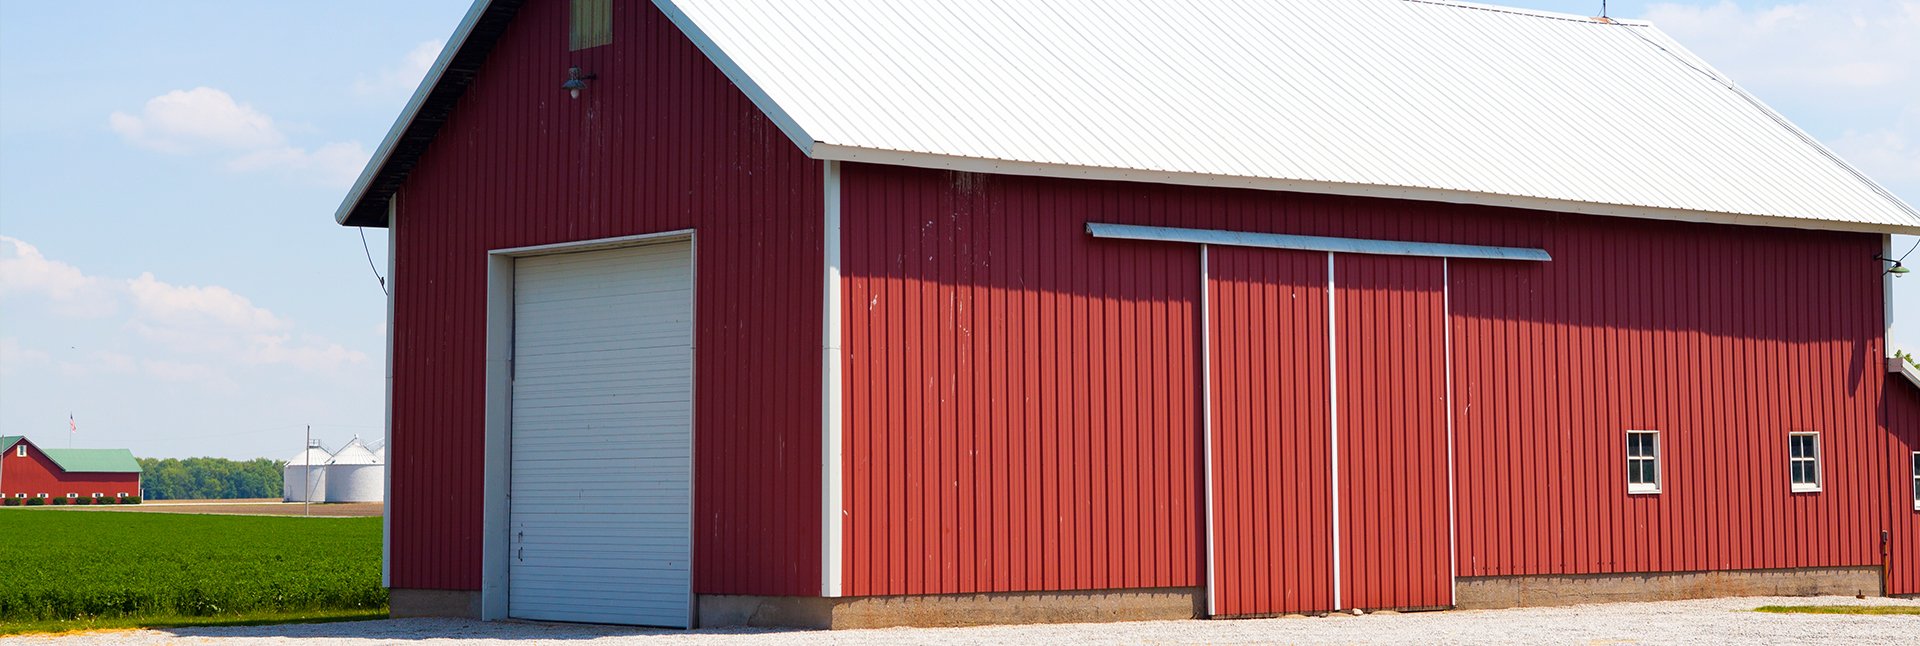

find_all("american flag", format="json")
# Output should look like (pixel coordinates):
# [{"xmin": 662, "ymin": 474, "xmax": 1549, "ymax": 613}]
[{"xmin": 69, "ymin": 413, "xmax": 76, "ymax": 433}]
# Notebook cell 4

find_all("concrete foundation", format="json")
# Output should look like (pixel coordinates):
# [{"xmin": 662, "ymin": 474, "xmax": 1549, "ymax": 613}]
[
  {"xmin": 699, "ymin": 587, "xmax": 1203, "ymax": 629},
  {"xmin": 394, "ymin": 566, "xmax": 1878, "ymax": 628},
  {"xmin": 1455, "ymin": 566, "xmax": 1882, "ymax": 609},
  {"xmin": 390, "ymin": 588, "xmax": 482, "ymax": 618}
]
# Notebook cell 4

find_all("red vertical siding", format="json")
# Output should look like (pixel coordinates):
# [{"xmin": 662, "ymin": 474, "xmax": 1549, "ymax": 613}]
[
  {"xmin": 1888, "ymin": 375, "xmax": 1920, "ymax": 596},
  {"xmin": 1336, "ymin": 255, "xmax": 1451, "ymax": 610},
  {"xmin": 840, "ymin": 169, "xmax": 1201, "ymax": 596},
  {"xmin": 1207, "ymin": 246, "xmax": 1333, "ymax": 616},
  {"xmin": 0, "ymin": 441, "xmax": 141, "ymax": 499},
  {"xmin": 390, "ymin": 0, "xmax": 821, "ymax": 594},
  {"xmin": 840, "ymin": 162, "xmax": 1894, "ymax": 602},
  {"xmin": 1449, "ymin": 224, "xmax": 1886, "ymax": 577}
]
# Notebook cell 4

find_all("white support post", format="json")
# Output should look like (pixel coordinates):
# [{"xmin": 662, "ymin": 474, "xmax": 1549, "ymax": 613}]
[
  {"xmin": 1200, "ymin": 244, "xmax": 1215, "ymax": 617},
  {"xmin": 821, "ymin": 160, "xmax": 846, "ymax": 597}
]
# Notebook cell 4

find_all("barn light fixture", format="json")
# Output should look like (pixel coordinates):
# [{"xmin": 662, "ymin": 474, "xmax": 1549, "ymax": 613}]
[
  {"xmin": 562, "ymin": 67, "xmax": 597, "ymax": 99},
  {"xmin": 1876, "ymin": 254, "xmax": 1911, "ymax": 276}
]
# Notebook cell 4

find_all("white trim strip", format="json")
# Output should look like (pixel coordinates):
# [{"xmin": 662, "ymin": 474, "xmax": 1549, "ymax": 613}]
[
  {"xmin": 381, "ymin": 198, "xmax": 397, "ymax": 589},
  {"xmin": 1200, "ymin": 244, "xmax": 1216, "ymax": 617},
  {"xmin": 491, "ymin": 229, "xmax": 698, "ymax": 257},
  {"xmin": 1088, "ymin": 223, "xmax": 1551, "ymax": 262},
  {"xmin": 1443, "ymin": 258, "xmax": 1457, "ymax": 606},
  {"xmin": 816, "ymin": 144, "xmax": 1920, "ymax": 236},
  {"xmin": 821, "ymin": 161, "xmax": 846, "ymax": 598},
  {"xmin": 1327, "ymin": 252, "xmax": 1342, "ymax": 610}
]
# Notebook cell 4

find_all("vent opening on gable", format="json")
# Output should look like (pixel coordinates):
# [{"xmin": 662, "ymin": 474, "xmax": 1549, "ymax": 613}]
[{"xmin": 570, "ymin": 0, "xmax": 612, "ymax": 51}]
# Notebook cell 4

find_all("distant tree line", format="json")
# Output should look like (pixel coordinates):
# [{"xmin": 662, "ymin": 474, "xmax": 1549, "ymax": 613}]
[{"xmin": 137, "ymin": 457, "xmax": 284, "ymax": 500}]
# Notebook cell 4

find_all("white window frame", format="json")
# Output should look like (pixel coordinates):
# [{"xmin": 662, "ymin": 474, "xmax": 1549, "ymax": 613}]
[
  {"xmin": 66, "ymin": 493, "xmax": 78, "ymax": 499},
  {"xmin": 36, "ymin": 493, "xmax": 48, "ymax": 498},
  {"xmin": 14, "ymin": 445, "xmax": 23, "ymax": 457},
  {"xmin": 1788, "ymin": 432, "xmax": 1822, "ymax": 493},
  {"xmin": 1626, "ymin": 429, "xmax": 1661, "ymax": 494},
  {"xmin": 1910, "ymin": 451, "xmax": 1918, "ymax": 511}
]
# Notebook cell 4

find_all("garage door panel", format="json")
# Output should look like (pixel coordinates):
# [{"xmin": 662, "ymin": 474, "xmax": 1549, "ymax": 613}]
[{"xmin": 509, "ymin": 240, "xmax": 694, "ymax": 628}]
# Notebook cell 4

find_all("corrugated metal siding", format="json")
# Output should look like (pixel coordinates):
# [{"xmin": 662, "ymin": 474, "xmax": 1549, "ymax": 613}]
[
  {"xmin": 840, "ymin": 162, "xmax": 1894, "ymax": 599},
  {"xmin": 390, "ymin": 0, "xmax": 822, "ymax": 594},
  {"xmin": 839, "ymin": 167, "xmax": 1202, "ymax": 596},
  {"xmin": 1207, "ymin": 247, "xmax": 1333, "ymax": 615},
  {"xmin": 1449, "ymin": 223, "xmax": 1886, "ymax": 577},
  {"xmin": 1335, "ymin": 255, "xmax": 1451, "ymax": 610},
  {"xmin": 1888, "ymin": 376, "xmax": 1920, "ymax": 596},
  {"xmin": 662, "ymin": 0, "xmax": 1919, "ymax": 231}
]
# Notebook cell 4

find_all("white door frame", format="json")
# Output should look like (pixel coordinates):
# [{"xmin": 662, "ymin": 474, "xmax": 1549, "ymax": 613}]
[{"xmin": 480, "ymin": 229, "xmax": 698, "ymax": 624}]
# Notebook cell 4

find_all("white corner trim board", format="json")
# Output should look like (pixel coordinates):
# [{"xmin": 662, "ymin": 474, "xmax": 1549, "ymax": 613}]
[{"xmin": 821, "ymin": 161, "xmax": 846, "ymax": 598}]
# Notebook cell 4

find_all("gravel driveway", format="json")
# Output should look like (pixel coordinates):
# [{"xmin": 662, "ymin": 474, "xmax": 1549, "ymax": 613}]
[{"xmin": 8, "ymin": 595, "xmax": 1916, "ymax": 645}]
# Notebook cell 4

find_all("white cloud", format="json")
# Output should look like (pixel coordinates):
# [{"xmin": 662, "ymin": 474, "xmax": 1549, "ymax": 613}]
[
  {"xmin": 354, "ymin": 40, "xmax": 443, "ymax": 97},
  {"xmin": 227, "ymin": 141, "xmax": 371, "ymax": 188},
  {"xmin": 128, "ymin": 272, "xmax": 286, "ymax": 331},
  {"xmin": 1645, "ymin": 0, "xmax": 1920, "ymax": 201},
  {"xmin": 108, "ymin": 87, "xmax": 285, "ymax": 153},
  {"xmin": 1645, "ymin": 1, "xmax": 1920, "ymax": 98},
  {"xmin": 123, "ymin": 272, "xmax": 367, "ymax": 371},
  {"xmin": 0, "ymin": 338, "xmax": 50, "ymax": 371},
  {"xmin": 0, "ymin": 235, "xmax": 118, "ymax": 318},
  {"xmin": 107, "ymin": 87, "xmax": 368, "ymax": 187},
  {"xmin": 1831, "ymin": 106, "xmax": 1920, "ymax": 198},
  {"xmin": 0, "ymin": 236, "xmax": 367, "ymax": 378}
]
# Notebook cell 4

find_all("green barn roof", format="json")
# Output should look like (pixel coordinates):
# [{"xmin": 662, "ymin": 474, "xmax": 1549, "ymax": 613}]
[
  {"xmin": 0, "ymin": 436, "xmax": 21, "ymax": 451},
  {"xmin": 40, "ymin": 448, "xmax": 142, "ymax": 474}
]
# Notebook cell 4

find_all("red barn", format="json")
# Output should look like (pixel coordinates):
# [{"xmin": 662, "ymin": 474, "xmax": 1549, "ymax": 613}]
[
  {"xmin": 335, "ymin": 0, "xmax": 1920, "ymax": 628},
  {"xmin": 0, "ymin": 436, "xmax": 142, "ymax": 502}
]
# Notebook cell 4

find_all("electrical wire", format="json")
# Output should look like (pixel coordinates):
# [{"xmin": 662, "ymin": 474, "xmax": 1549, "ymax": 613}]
[
  {"xmin": 1898, "ymin": 236, "xmax": 1920, "ymax": 264},
  {"xmin": 359, "ymin": 228, "xmax": 390, "ymax": 296}
]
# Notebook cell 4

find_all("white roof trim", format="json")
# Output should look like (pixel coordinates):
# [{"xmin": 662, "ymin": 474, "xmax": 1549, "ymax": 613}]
[
  {"xmin": 650, "ymin": 0, "xmax": 817, "ymax": 156},
  {"xmin": 1088, "ymin": 223, "xmax": 1551, "ymax": 261},
  {"xmin": 819, "ymin": 144, "xmax": 1920, "ymax": 235},
  {"xmin": 333, "ymin": 0, "xmax": 493, "ymax": 226},
  {"xmin": 1892, "ymin": 357, "xmax": 1920, "ymax": 391}
]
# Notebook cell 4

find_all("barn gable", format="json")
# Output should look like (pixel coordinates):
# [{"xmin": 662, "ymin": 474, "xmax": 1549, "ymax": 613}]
[{"xmin": 338, "ymin": 0, "xmax": 1918, "ymax": 234}]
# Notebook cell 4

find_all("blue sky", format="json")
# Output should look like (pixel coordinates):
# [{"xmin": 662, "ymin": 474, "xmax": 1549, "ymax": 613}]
[{"xmin": 1, "ymin": 1, "xmax": 1917, "ymax": 459}]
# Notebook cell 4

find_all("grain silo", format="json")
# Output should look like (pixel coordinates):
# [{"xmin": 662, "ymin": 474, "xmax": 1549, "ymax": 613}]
[
  {"xmin": 283, "ymin": 440, "xmax": 331, "ymax": 502},
  {"xmin": 324, "ymin": 436, "xmax": 384, "ymax": 502}
]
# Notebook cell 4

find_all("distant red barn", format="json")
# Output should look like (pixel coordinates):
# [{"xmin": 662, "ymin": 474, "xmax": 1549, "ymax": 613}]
[
  {"xmin": 0, "ymin": 436, "xmax": 142, "ymax": 502},
  {"xmin": 334, "ymin": 0, "xmax": 1920, "ymax": 629}
]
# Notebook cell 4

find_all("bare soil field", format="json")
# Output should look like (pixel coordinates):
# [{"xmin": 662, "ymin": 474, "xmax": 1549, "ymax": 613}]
[{"xmin": 62, "ymin": 499, "xmax": 382, "ymax": 517}]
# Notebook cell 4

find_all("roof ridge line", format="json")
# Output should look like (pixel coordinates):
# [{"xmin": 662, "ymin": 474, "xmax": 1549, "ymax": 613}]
[{"xmin": 1401, "ymin": 0, "xmax": 1651, "ymax": 26}]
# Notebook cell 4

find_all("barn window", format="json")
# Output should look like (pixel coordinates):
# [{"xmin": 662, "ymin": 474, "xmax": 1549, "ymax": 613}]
[
  {"xmin": 1789, "ymin": 432, "xmax": 1822, "ymax": 492},
  {"xmin": 66, "ymin": 493, "xmax": 78, "ymax": 498},
  {"xmin": 1626, "ymin": 430, "xmax": 1660, "ymax": 494},
  {"xmin": 1911, "ymin": 452, "xmax": 1918, "ymax": 510},
  {"xmin": 570, "ymin": 0, "xmax": 612, "ymax": 50},
  {"xmin": 13, "ymin": 445, "xmax": 22, "ymax": 457}
]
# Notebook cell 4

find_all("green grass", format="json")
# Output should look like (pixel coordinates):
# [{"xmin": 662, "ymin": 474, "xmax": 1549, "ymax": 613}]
[
  {"xmin": 1, "ymin": 608, "xmax": 388, "ymax": 636},
  {"xmin": 0, "ymin": 510, "xmax": 387, "ymax": 633},
  {"xmin": 1754, "ymin": 605, "xmax": 1920, "ymax": 615}
]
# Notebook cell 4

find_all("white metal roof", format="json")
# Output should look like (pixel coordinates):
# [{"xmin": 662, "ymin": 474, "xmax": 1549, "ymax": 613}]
[
  {"xmin": 327, "ymin": 437, "xmax": 381, "ymax": 466},
  {"xmin": 286, "ymin": 446, "xmax": 333, "ymax": 468},
  {"xmin": 653, "ymin": 0, "xmax": 1917, "ymax": 233}
]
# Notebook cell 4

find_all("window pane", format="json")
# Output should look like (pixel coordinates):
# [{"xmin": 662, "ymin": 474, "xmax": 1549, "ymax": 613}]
[{"xmin": 1641, "ymin": 461, "xmax": 1657, "ymax": 484}]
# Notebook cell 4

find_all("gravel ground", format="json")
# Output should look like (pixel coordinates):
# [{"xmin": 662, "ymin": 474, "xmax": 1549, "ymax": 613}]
[{"xmin": 8, "ymin": 595, "xmax": 1916, "ymax": 645}]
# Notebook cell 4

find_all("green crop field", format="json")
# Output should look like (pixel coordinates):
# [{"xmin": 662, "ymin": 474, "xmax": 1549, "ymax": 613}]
[{"xmin": 0, "ymin": 510, "xmax": 387, "ymax": 634}]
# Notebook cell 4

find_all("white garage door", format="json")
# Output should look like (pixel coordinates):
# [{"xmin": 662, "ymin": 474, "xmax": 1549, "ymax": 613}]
[{"xmin": 508, "ymin": 240, "xmax": 694, "ymax": 627}]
